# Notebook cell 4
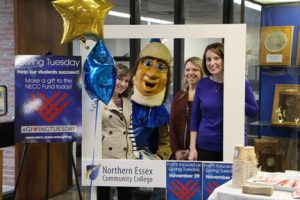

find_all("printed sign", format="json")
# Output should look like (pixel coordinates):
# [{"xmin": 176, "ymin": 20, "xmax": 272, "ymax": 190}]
[
  {"xmin": 202, "ymin": 162, "xmax": 232, "ymax": 200},
  {"xmin": 82, "ymin": 159, "xmax": 166, "ymax": 187},
  {"xmin": 165, "ymin": 161, "xmax": 232, "ymax": 200},
  {"xmin": 15, "ymin": 55, "xmax": 82, "ymax": 143},
  {"xmin": 166, "ymin": 161, "xmax": 202, "ymax": 200},
  {"xmin": 82, "ymin": 159, "xmax": 232, "ymax": 200}
]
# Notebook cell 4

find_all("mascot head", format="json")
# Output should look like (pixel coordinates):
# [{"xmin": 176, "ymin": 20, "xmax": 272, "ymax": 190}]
[{"xmin": 132, "ymin": 39, "xmax": 172, "ymax": 107}]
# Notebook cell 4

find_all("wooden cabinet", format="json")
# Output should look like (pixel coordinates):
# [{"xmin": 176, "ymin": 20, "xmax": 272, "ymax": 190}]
[
  {"xmin": 14, "ymin": 0, "xmax": 71, "ymax": 199},
  {"xmin": 0, "ymin": 150, "xmax": 2, "ymax": 200}
]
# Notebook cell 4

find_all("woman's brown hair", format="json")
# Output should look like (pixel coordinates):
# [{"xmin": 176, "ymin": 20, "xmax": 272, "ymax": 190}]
[
  {"xmin": 202, "ymin": 42, "xmax": 224, "ymax": 76},
  {"xmin": 116, "ymin": 63, "xmax": 133, "ymax": 98}
]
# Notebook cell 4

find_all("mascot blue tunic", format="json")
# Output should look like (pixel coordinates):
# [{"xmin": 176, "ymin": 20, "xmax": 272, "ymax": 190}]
[{"xmin": 131, "ymin": 39, "xmax": 172, "ymax": 160}]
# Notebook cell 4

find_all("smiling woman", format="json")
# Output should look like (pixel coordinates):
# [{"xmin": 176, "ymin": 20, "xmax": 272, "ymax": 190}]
[
  {"xmin": 188, "ymin": 42, "xmax": 258, "ymax": 162},
  {"xmin": 98, "ymin": 63, "xmax": 135, "ymax": 200},
  {"xmin": 169, "ymin": 57, "xmax": 206, "ymax": 161}
]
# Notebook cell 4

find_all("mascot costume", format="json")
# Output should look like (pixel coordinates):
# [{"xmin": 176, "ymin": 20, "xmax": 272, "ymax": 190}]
[{"xmin": 131, "ymin": 38, "xmax": 172, "ymax": 161}]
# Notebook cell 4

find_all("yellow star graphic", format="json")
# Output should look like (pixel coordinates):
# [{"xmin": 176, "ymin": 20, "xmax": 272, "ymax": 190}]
[{"xmin": 52, "ymin": 0, "xmax": 113, "ymax": 44}]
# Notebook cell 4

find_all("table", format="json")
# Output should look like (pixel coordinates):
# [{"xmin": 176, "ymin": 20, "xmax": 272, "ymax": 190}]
[{"xmin": 208, "ymin": 180, "xmax": 294, "ymax": 200}]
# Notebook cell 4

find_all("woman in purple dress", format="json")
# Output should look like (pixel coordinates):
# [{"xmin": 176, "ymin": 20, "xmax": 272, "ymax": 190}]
[{"xmin": 188, "ymin": 42, "xmax": 258, "ymax": 161}]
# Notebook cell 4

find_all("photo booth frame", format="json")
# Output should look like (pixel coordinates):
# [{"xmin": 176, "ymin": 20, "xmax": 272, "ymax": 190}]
[{"xmin": 80, "ymin": 24, "xmax": 246, "ymax": 187}]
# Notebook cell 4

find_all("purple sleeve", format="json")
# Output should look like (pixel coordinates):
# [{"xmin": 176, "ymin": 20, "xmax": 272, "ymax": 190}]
[
  {"xmin": 245, "ymin": 80, "xmax": 258, "ymax": 118},
  {"xmin": 190, "ymin": 82, "xmax": 201, "ymax": 132}
]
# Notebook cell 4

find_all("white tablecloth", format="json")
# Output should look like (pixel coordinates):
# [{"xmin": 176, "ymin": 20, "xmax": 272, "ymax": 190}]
[{"xmin": 208, "ymin": 181, "xmax": 294, "ymax": 200}]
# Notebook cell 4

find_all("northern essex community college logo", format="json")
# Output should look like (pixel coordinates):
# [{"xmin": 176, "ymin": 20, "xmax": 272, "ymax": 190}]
[{"xmin": 85, "ymin": 164, "xmax": 101, "ymax": 181}]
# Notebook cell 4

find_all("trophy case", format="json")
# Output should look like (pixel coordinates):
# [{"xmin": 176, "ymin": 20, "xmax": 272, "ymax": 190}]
[{"xmin": 247, "ymin": 2, "xmax": 300, "ymax": 173}]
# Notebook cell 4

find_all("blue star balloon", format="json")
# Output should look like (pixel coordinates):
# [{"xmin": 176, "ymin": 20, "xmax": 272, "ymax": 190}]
[{"xmin": 84, "ymin": 39, "xmax": 116, "ymax": 104}]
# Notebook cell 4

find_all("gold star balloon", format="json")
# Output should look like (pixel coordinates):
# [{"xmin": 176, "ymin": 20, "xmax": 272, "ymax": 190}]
[{"xmin": 52, "ymin": 0, "xmax": 113, "ymax": 44}]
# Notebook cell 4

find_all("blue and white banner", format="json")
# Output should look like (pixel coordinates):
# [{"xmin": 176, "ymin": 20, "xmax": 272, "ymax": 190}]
[
  {"xmin": 166, "ymin": 161, "xmax": 202, "ymax": 200},
  {"xmin": 202, "ymin": 162, "xmax": 232, "ymax": 200},
  {"xmin": 15, "ymin": 55, "xmax": 82, "ymax": 143}
]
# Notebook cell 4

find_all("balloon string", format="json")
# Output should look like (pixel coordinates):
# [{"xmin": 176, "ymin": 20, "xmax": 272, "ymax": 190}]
[{"xmin": 89, "ymin": 100, "xmax": 99, "ymax": 200}]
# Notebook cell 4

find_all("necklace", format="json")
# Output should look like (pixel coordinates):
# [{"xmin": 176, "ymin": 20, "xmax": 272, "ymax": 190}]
[
  {"xmin": 210, "ymin": 76, "xmax": 223, "ymax": 93},
  {"xmin": 213, "ymin": 84, "xmax": 219, "ymax": 93},
  {"xmin": 210, "ymin": 75, "xmax": 223, "ymax": 83}
]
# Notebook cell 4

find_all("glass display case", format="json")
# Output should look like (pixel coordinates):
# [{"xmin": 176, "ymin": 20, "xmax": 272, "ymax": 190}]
[{"xmin": 246, "ymin": 2, "xmax": 300, "ymax": 172}]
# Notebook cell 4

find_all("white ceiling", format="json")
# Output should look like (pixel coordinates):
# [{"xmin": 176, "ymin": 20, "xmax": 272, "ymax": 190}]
[
  {"xmin": 106, "ymin": 0, "xmax": 242, "ymax": 25},
  {"xmin": 105, "ymin": 0, "xmax": 300, "ymax": 25},
  {"xmin": 253, "ymin": 0, "xmax": 300, "ymax": 4}
]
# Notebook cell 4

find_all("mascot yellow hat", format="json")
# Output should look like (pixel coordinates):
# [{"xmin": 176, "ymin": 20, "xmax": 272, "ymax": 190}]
[{"xmin": 139, "ymin": 38, "xmax": 172, "ymax": 65}]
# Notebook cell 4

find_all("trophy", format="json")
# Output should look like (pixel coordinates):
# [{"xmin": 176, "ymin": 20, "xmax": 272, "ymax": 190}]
[
  {"xmin": 279, "ymin": 89, "xmax": 300, "ymax": 123},
  {"xmin": 272, "ymin": 84, "xmax": 300, "ymax": 127},
  {"xmin": 275, "ymin": 106, "xmax": 284, "ymax": 123}
]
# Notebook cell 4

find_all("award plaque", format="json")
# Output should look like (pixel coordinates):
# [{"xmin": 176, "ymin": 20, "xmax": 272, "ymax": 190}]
[
  {"xmin": 0, "ymin": 86, "xmax": 7, "ymax": 116},
  {"xmin": 271, "ymin": 84, "xmax": 300, "ymax": 127},
  {"xmin": 254, "ymin": 138, "xmax": 284, "ymax": 172},
  {"xmin": 259, "ymin": 26, "xmax": 294, "ymax": 66},
  {"xmin": 297, "ymin": 27, "xmax": 300, "ymax": 65}
]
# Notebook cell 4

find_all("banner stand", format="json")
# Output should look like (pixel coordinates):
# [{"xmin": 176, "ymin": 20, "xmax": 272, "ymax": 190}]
[
  {"xmin": 71, "ymin": 141, "xmax": 83, "ymax": 200},
  {"xmin": 12, "ymin": 140, "xmax": 82, "ymax": 200}
]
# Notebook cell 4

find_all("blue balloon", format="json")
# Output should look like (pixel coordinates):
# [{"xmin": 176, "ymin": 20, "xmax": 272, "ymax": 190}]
[{"xmin": 84, "ymin": 39, "xmax": 116, "ymax": 104}]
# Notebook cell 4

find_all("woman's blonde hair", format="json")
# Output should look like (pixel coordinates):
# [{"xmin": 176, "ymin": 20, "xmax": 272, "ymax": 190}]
[{"xmin": 183, "ymin": 56, "xmax": 206, "ymax": 92}]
